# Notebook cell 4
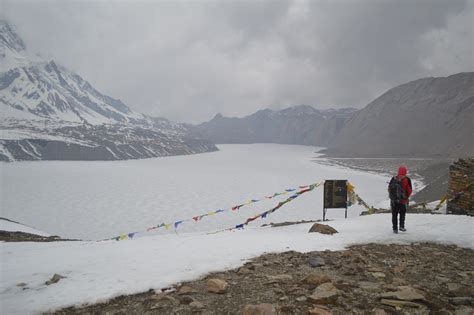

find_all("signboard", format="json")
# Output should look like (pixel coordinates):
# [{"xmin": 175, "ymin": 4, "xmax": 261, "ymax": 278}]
[{"xmin": 323, "ymin": 180, "xmax": 348, "ymax": 220}]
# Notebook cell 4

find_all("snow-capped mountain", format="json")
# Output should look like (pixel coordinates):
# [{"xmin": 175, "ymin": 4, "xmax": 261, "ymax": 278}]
[
  {"xmin": 1, "ymin": 60, "xmax": 147, "ymax": 125},
  {"xmin": 0, "ymin": 21, "xmax": 31, "ymax": 72},
  {"xmin": 0, "ymin": 20, "xmax": 145, "ymax": 125},
  {"xmin": 0, "ymin": 21, "xmax": 217, "ymax": 161}
]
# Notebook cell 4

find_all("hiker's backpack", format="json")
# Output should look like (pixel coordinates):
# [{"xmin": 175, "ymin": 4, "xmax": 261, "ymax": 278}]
[{"xmin": 388, "ymin": 177, "xmax": 405, "ymax": 202}]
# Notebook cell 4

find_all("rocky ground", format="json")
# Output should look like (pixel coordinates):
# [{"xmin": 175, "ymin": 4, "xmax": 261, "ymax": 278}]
[{"xmin": 53, "ymin": 239, "xmax": 474, "ymax": 315}]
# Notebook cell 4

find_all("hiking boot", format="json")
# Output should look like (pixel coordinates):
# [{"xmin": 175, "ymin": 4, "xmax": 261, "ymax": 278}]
[
  {"xmin": 393, "ymin": 229, "xmax": 398, "ymax": 234},
  {"xmin": 399, "ymin": 227, "xmax": 407, "ymax": 232}
]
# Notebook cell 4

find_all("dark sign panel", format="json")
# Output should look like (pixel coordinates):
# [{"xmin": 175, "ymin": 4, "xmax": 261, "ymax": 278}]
[{"xmin": 324, "ymin": 180, "xmax": 347, "ymax": 209}]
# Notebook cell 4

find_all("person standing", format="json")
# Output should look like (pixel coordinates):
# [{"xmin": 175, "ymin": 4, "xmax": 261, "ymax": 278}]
[{"xmin": 388, "ymin": 166, "xmax": 412, "ymax": 233}]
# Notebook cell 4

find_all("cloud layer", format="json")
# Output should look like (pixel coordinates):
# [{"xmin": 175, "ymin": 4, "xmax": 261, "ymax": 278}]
[{"xmin": 2, "ymin": 0, "xmax": 473, "ymax": 123}]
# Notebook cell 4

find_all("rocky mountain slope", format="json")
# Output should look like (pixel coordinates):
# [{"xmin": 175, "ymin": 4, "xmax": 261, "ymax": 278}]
[
  {"xmin": 193, "ymin": 105, "xmax": 355, "ymax": 146},
  {"xmin": 0, "ymin": 21, "xmax": 217, "ymax": 161},
  {"xmin": 195, "ymin": 73, "xmax": 473, "ymax": 158},
  {"xmin": 324, "ymin": 72, "xmax": 474, "ymax": 158}
]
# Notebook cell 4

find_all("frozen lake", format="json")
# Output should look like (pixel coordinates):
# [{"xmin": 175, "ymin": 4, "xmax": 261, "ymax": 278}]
[{"xmin": 1, "ymin": 144, "xmax": 391, "ymax": 240}]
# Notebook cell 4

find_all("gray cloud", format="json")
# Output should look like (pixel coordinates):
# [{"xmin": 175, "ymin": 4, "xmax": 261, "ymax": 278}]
[{"xmin": 2, "ymin": 0, "xmax": 473, "ymax": 123}]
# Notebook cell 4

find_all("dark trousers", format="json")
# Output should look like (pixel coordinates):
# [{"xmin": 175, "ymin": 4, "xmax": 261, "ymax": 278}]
[{"xmin": 391, "ymin": 202, "xmax": 407, "ymax": 230}]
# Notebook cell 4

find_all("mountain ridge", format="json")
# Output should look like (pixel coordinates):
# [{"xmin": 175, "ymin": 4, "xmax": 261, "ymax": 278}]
[
  {"xmin": 194, "ymin": 72, "xmax": 473, "ymax": 158},
  {"xmin": 192, "ymin": 105, "xmax": 356, "ymax": 146},
  {"xmin": 324, "ymin": 72, "xmax": 474, "ymax": 158}
]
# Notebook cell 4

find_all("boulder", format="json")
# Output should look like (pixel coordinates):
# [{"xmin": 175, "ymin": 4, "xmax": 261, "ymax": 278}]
[
  {"xmin": 449, "ymin": 297, "xmax": 474, "ymax": 305},
  {"xmin": 241, "ymin": 303, "xmax": 277, "ymax": 315},
  {"xmin": 308, "ymin": 282, "xmax": 339, "ymax": 304},
  {"xmin": 381, "ymin": 299, "xmax": 422, "ymax": 308},
  {"xmin": 308, "ymin": 256, "xmax": 326, "ymax": 268},
  {"xmin": 207, "ymin": 278, "xmax": 229, "ymax": 294},
  {"xmin": 447, "ymin": 283, "xmax": 474, "ymax": 297},
  {"xmin": 379, "ymin": 286, "xmax": 425, "ymax": 301},
  {"xmin": 308, "ymin": 224, "xmax": 338, "ymax": 235},
  {"xmin": 238, "ymin": 267, "xmax": 252, "ymax": 275},
  {"xmin": 303, "ymin": 272, "xmax": 332, "ymax": 286},
  {"xmin": 179, "ymin": 295, "xmax": 195, "ymax": 305},
  {"xmin": 45, "ymin": 273, "xmax": 66, "ymax": 285},
  {"xmin": 358, "ymin": 281, "xmax": 381, "ymax": 292},
  {"xmin": 308, "ymin": 306, "xmax": 332, "ymax": 315},
  {"xmin": 190, "ymin": 301, "xmax": 205, "ymax": 309},
  {"xmin": 371, "ymin": 272, "xmax": 386, "ymax": 279},
  {"xmin": 266, "ymin": 274, "xmax": 293, "ymax": 283},
  {"xmin": 296, "ymin": 296, "xmax": 307, "ymax": 302},
  {"xmin": 454, "ymin": 306, "xmax": 474, "ymax": 315},
  {"xmin": 178, "ymin": 285, "xmax": 197, "ymax": 295}
]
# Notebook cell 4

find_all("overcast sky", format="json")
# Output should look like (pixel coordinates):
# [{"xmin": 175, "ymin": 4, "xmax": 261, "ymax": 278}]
[{"xmin": 2, "ymin": 0, "xmax": 473, "ymax": 123}]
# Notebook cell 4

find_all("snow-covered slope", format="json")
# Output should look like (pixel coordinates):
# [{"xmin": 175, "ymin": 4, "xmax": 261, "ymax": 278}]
[
  {"xmin": 0, "ymin": 21, "xmax": 217, "ymax": 161},
  {"xmin": 1, "ymin": 60, "xmax": 147, "ymax": 124},
  {"xmin": 0, "ymin": 21, "xmax": 31, "ymax": 72}
]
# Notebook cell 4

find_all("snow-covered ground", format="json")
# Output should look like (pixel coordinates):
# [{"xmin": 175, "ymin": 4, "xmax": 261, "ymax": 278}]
[
  {"xmin": 1, "ymin": 214, "xmax": 472, "ymax": 314},
  {"xmin": 1, "ymin": 144, "xmax": 393, "ymax": 240}
]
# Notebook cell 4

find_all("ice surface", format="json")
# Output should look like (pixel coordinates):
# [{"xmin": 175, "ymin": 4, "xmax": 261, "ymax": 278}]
[{"xmin": 1, "ymin": 144, "xmax": 391, "ymax": 240}]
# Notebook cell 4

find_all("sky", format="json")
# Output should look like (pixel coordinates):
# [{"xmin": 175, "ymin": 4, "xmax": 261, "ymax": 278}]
[{"xmin": 2, "ymin": 0, "xmax": 473, "ymax": 123}]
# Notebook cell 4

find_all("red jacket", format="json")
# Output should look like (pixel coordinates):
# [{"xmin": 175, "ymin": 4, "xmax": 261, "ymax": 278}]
[{"xmin": 396, "ymin": 166, "xmax": 412, "ymax": 204}]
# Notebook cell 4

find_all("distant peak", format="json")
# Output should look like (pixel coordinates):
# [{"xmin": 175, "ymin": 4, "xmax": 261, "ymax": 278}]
[
  {"xmin": 213, "ymin": 113, "xmax": 224, "ymax": 120},
  {"xmin": 0, "ymin": 20, "xmax": 26, "ymax": 53},
  {"xmin": 279, "ymin": 104, "xmax": 318, "ymax": 115}
]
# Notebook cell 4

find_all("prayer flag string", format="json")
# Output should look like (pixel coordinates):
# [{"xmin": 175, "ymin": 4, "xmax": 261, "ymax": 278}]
[
  {"xmin": 219, "ymin": 182, "xmax": 323, "ymax": 233},
  {"xmin": 104, "ymin": 181, "xmax": 323, "ymax": 241}
]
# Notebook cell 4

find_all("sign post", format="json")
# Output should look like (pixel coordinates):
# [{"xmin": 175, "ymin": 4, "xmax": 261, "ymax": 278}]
[{"xmin": 323, "ymin": 180, "xmax": 348, "ymax": 221}]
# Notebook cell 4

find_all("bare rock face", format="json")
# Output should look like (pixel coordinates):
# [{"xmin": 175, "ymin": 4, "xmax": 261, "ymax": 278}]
[
  {"xmin": 240, "ymin": 303, "xmax": 278, "ymax": 315},
  {"xmin": 206, "ymin": 278, "xmax": 229, "ymax": 294},
  {"xmin": 325, "ymin": 72, "xmax": 474, "ymax": 158},
  {"xmin": 308, "ymin": 223, "xmax": 338, "ymax": 235}
]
